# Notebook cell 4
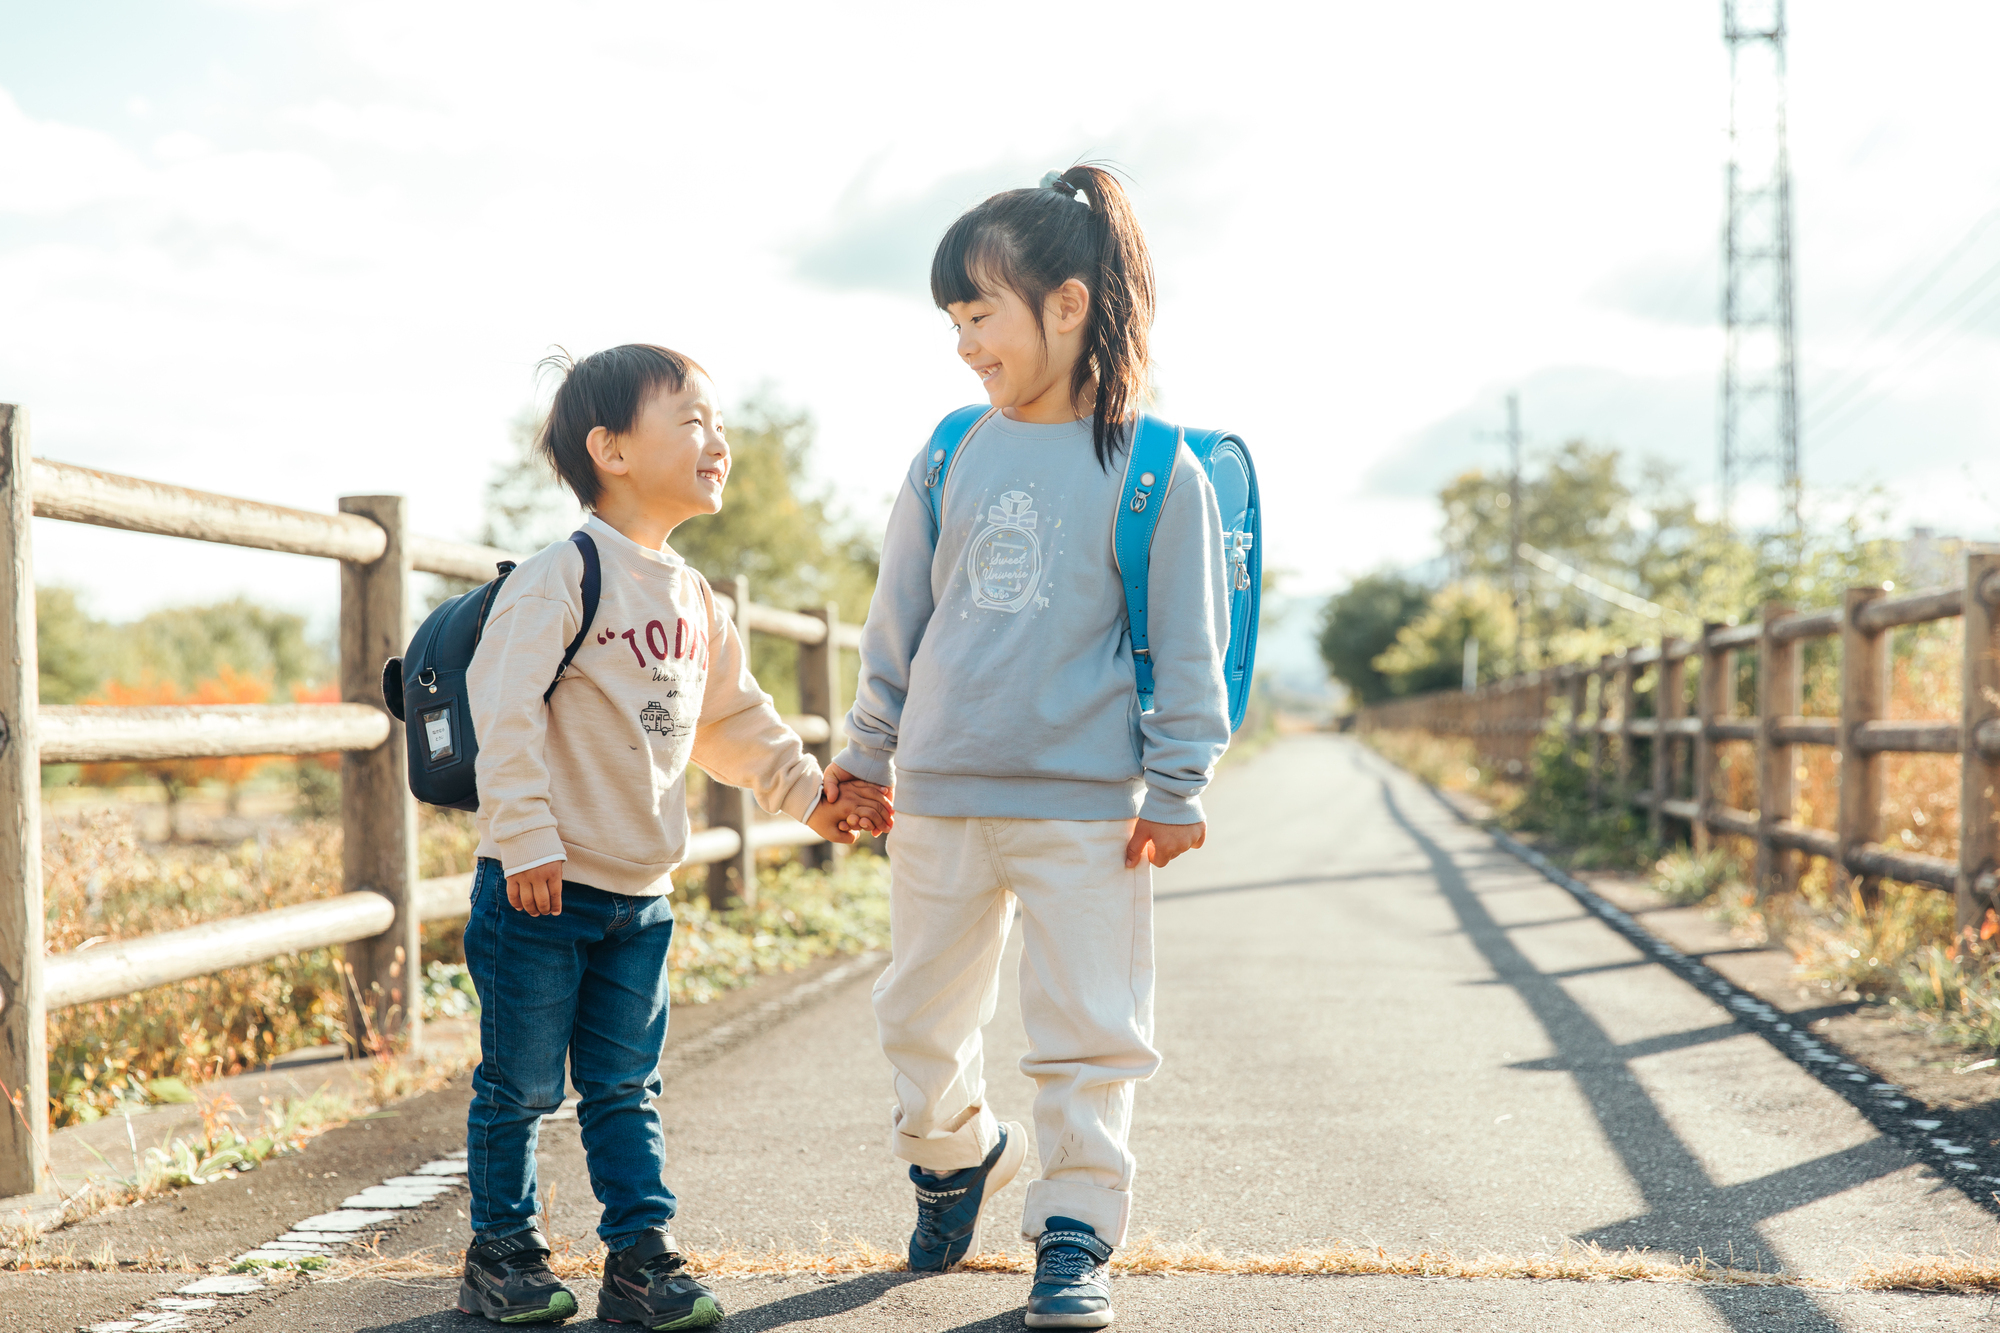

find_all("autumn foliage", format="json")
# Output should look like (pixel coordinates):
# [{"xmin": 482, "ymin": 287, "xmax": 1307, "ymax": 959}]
[{"xmin": 79, "ymin": 666, "xmax": 276, "ymax": 833}]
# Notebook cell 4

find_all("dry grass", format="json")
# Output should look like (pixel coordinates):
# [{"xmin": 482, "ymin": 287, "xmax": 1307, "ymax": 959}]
[
  {"xmin": 43, "ymin": 805, "xmax": 482, "ymax": 1127},
  {"xmin": 0, "ymin": 1044, "xmax": 477, "ymax": 1264},
  {"xmin": 305, "ymin": 1235, "xmax": 2000, "ymax": 1293}
]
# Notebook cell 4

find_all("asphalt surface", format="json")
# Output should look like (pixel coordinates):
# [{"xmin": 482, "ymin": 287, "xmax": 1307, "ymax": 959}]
[{"xmin": 39, "ymin": 735, "xmax": 2000, "ymax": 1330}]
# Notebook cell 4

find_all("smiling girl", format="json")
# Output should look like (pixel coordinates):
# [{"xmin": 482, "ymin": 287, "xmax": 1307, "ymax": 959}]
[{"xmin": 825, "ymin": 167, "xmax": 1232, "ymax": 1328}]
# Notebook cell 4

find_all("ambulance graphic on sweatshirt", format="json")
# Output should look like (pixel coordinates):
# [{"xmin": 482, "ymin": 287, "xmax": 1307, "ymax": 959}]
[{"xmin": 967, "ymin": 490, "xmax": 1044, "ymax": 613}]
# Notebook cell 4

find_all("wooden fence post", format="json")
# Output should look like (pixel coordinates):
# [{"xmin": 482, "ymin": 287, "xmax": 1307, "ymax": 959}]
[
  {"xmin": 1566, "ymin": 668, "xmax": 1587, "ymax": 780},
  {"xmin": 708, "ymin": 576, "xmax": 757, "ymax": 909},
  {"xmin": 1652, "ymin": 640, "xmax": 1685, "ymax": 845},
  {"xmin": 1615, "ymin": 654, "xmax": 1638, "ymax": 806},
  {"xmin": 1839, "ymin": 585, "xmax": 1889, "ymax": 913},
  {"xmin": 0, "ymin": 405, "xmax": 50, "ymax": 1205},
  {"xmin": 1588, "ymin": 657, "xmax": 1612, "ymax": 812},
  {"xmin": 338, "ymin": 496, "xmax": 418, "ymax": 1056},
  {"xmin": 798, "ymin": 603, "xmax": 842, "ymax": 870},
  {"xmin": 1756, "ymin": 601, "xmax": 1798, "ymax": 903},
  {"xmin": 1960, "ymin": 551, "xmax": 2000, "ymax": 935},
  {"xmin": 1693, "ymin": 626, "xmax": 1724, "ymax": 857}
]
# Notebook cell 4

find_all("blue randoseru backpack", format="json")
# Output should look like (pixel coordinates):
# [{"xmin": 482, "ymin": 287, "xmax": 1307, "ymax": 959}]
[
  {"xmin": 921, "ymin": 408, "xmax": 1262, "ymax": 731},
  {"xmin": 380, "ymin": 531, "xmax": 602, "ymax": 810}
]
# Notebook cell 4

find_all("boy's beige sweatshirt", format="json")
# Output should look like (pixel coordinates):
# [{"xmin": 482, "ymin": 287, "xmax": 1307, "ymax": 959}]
[{"xmin": 469, "ymin": 514, "xmax": 823, "ymax": 896}]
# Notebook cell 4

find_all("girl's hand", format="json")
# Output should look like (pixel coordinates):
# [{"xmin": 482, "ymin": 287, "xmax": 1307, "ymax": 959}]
[
  {"xmin": 1125, "ymin": 819, "xmax": 1205, "ymax": 869},
  {"xmin": 823, "ymin": 762, "xmax": 890, "ymax": 807},
  {"xmin": 506, "ymin": 861, "xmax": 565, "ymax": 916}
]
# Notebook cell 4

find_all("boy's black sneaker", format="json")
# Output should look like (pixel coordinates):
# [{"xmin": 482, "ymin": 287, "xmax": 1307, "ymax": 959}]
[
  {"xmin": 597, "ymin": 1229, "xmax": 723, "ymax": 1330},
  {"xmin": 1025, "ymin": 1216, "xmax": 1114, "ymax": 1329},
  {"xmin": 907, "ymin": 1120, "xmax": 1028, "ymax": 1272},
  {"xmin": 457, "ymin": 1225, "xmax": 578, "ymax": 1325}
]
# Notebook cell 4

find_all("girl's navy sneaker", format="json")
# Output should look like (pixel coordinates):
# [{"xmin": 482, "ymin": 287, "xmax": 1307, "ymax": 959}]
[
  {"xmin": 596, "ymin": 1229, "xmax": 723, "ymax": 1329},
  {"xmin": 1025, "ymin": 1217, "xmax": 1114, "ymax": 1329},
  {"xmin": 907, "ymin": 1120, "xmax": 1028, "ymax": 1271},
  {"xmin": 456, "ymin": 1225, "xmax": 578, "ymax": 1324}
]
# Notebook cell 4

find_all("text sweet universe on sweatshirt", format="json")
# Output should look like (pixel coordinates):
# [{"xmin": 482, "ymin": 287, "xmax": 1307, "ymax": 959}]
[
  {"xmin": 835, "ymin": 412, "xmax": 1232, "ymax": 824},
  {"xmin": 469, "ymin": 513, "xmax": 823, "ymax": 896}
]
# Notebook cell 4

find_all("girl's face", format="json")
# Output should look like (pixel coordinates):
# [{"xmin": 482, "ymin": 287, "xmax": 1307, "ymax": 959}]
[{"xmin": 945, "ymin": 276, "xmax": 1090, "ymax": 423}]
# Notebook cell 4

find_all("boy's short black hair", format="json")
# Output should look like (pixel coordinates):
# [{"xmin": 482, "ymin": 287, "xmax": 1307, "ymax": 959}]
[{"xmin": 535, "ymin": 344, "xmax": 707, "ymax": 508}]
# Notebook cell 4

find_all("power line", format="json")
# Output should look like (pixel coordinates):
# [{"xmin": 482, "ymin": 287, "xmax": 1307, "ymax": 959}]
[
  {"xmin": 1803, "ymin": 248, "xmax": 2000, "ymax": 431},
  {"xmin": 1516, "ymin": 543, "xmax": 1702, "ymax": 633},
  {"xmin": 1810, "ymin": 278, "xmax": 2000, "ymax": 444}
]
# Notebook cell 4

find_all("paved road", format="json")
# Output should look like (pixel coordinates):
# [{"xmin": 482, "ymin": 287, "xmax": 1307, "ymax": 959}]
[{"xmin": 40, "ymin": 736, "xmax": 2000, "ymax": 1330}]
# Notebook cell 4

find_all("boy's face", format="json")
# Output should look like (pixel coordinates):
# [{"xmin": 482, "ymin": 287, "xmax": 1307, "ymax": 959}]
[{"xmin": 595, "ymin": 374, "xmax": 730, "ymax": 524}]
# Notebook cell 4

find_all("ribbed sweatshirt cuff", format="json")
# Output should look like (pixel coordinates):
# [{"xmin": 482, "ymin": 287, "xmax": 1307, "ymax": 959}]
[
  {"xmin": 832, "ymin": 741, "xmax": 895, "ymax": 789},
  {"xmin": 1139, "ymin": 786, "xmax": 1205, "ymax": 825},
  {"xmin": 495, "ymin": 825, "xmax": 567, "ymax": 877}
]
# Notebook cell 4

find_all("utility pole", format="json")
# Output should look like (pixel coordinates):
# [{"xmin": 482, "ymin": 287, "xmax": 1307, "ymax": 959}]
[
  {"xmin": 1506, "ymin": 392, "xmax": 1524, "ymax": 671},
  {"xmin": 1720, "ymin": 0, "xmax": 1801, "ymax": 539}
]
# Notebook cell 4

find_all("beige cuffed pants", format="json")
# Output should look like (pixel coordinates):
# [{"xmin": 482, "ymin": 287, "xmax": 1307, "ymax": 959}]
[{"xmin": 873, "ymin": 813, "xmax": 1160, "ymax": 1245}]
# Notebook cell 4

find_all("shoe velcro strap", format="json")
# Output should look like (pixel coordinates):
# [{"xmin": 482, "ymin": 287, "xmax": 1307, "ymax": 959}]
[
  {"xmin": 620, "ymin": 1229, "xmax": 681, "ymax": 1266},
  {"xmin": 1036, "ymin": 1228, "xmax": 1112, "ymax": 1263},
  {"xmin": 482, "ymin": 1228, "xmax": 551, "ymax": 1259}
]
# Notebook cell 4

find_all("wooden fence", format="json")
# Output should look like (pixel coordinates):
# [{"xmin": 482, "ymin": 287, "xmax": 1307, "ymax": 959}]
[
  {"xmin": 1356, "ymin": 550, "xmax": 2000, "ymax": 933},
  {"xmin": 0, "ymin": 403, "xmax": 861, "ymax": 1204}
]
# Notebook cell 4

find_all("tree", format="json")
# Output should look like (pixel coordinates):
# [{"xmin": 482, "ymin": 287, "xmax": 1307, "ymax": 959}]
[
  {"xmin": 1317, "ymin": 572, "xmax": 1434, "ymax": 706},
  {"xmin": 1372, "ymin": 582, "xmax": 1518, "ymax": 696},
  {"xmin": 37, "ymin": 586, "xmax": 113, "ymax": 704},
  {"xmin": 115, "ymin": 600, "xmax": 328, "ymax": 694}
]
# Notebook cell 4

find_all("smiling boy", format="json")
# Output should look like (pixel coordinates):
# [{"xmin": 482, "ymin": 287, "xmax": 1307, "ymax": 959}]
[{"xmin": 458, "ymin": 344, "xmax": 890, "ymax": 1329}]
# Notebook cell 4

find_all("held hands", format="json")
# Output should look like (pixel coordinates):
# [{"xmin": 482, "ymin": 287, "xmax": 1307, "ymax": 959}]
[
  {"xmin": 506, "ymin": 861, "xmax": 565, "ymax": 916},
  {"xmin": 812, "ymin": 762, "xmax": 895, "ymax": 842},
  {"xmin": 1126, "ymin": 818, "xmax": 1205, "ymax": 869}
]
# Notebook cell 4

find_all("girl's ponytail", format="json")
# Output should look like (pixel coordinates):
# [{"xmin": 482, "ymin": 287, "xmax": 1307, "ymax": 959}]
[{"xmin": 931, "ymin": 162, "xmax": 1157, "ymax": 470}]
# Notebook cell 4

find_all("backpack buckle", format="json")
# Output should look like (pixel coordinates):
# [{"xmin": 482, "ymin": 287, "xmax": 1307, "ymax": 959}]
[{"xmin": 1226, "ymin": 530, "xmax": 1255, "ymax": 591}]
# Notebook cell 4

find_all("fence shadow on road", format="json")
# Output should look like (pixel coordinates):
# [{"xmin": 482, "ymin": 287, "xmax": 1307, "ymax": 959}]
[{"xmin": 1378, "ymin": 773, "xmax": 1885, "ymax": 1333}]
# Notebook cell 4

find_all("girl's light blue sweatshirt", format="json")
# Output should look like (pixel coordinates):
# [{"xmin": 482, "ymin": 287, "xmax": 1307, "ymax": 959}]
[{"xmin": 835, "ymin": 412, "xmax": 1231, "ymax": 825}]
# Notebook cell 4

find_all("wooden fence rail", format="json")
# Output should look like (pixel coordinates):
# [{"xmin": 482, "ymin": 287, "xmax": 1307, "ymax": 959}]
[
  {"xmin": 0, "ymin": 401, "xmax": 861, "ymax": 1204},
  {"xmin": 1356, "ymin": 550, "xmax": 2000, "ymax": 937}
]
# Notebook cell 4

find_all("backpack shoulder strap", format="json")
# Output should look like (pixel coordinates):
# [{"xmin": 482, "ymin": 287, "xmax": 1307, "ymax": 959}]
[
  {"xmin": 1113, "ymin": 415, "xmax": 1184, "ymax": 711},
  {"xmin": 921, "ymin": 405, "xmax": 994, "ymax": 534},
  {"xmin": 544, "ymin": 529, "xmax": 602, "ymax": 703}
]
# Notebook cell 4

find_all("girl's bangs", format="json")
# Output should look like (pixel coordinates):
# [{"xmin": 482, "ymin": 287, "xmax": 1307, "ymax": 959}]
[{"xmin": 929, "ymin": 219, "xmax": 1014, "ymax": 310}]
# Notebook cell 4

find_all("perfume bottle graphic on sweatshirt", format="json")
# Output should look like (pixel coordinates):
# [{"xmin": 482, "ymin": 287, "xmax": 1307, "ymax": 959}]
[{"xmin": 967, "ymin": 490, "xmax": 1044, "ymax": 614}]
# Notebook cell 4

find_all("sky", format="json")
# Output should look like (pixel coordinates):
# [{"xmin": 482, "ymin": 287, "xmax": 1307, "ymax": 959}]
[{"xmin": 4, "ymin": 0, "xmax": 1999, "ymax": 650}]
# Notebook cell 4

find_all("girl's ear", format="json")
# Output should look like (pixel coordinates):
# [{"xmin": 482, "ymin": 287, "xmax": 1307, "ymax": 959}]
[
  {"xmin": 586, "ymin": 425, "xmax": 630, "ymax": 477},
  {"xmin": 1048, "ymin": 278, "xmax": 1091, "ymax": 336}
]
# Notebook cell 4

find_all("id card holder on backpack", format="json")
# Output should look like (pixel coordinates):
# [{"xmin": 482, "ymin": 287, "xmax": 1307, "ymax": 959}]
[{"xmin": 382, "ymin": 530, "xmax": 603, "ymax": 811}]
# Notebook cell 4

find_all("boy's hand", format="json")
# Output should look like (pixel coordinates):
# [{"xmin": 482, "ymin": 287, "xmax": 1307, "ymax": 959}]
[
  {"xmin": 506, "ymin": 862, "xmax": 565, "ymax": 916},
  {"xmin": 1125, "ymin": 819, "xmax": 1205, "ymax": 869},
  {"xmin": 809, "ymin": 783, "xmax": 893, "ymax": 842}
]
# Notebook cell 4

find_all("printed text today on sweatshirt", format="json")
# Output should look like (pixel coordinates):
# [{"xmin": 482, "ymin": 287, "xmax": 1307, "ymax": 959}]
[
  {"xmin": 470, "ymin": 514, "xmax": 823, "ymax": 895},
  {"xmin": 835, "ymin": 413, "xmax": 1231, "ymax": 824}
]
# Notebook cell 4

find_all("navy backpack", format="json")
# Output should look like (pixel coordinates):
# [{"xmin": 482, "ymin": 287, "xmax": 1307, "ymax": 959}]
[
  {"xmin": 921, "ymin": 409, "xmax": 1262, "ymax": 731},
  {"xmin": 381, "ymin": 531, "xmax": 602, "ymax": 810}
]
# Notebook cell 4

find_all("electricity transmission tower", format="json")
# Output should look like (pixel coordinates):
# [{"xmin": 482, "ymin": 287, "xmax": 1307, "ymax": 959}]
[{"xmin": 1719, "ymin": 0, "xmax": 1801, "ymax": 536}]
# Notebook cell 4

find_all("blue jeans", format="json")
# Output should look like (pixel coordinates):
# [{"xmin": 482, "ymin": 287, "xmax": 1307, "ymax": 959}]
[{"xmin": 463, "ymin": 857, "xmax": 677, "ymax": 1246}]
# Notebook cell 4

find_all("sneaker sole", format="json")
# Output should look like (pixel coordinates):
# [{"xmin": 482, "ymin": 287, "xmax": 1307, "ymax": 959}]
[
  {"xmin": 959, "ymin": 1120, "xmax": 1028, "ymax": 1267},
  {"xmin": 596, "ymin": 1293, "xmax": 724, "ymax": 1329},
  {"xmin": 456, "ymin": 1279, "xmax": 579, "ymax": 1324},
  {"xmin": 1024, "ymin": 1310, "xmax": 1114, "ymax": 1330}
]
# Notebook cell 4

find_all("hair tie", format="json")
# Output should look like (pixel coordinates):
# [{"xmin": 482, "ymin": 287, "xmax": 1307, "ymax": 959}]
[{"xmin": 1039, "ymin": 170, "xmax": 1084, "ymax": 201}]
